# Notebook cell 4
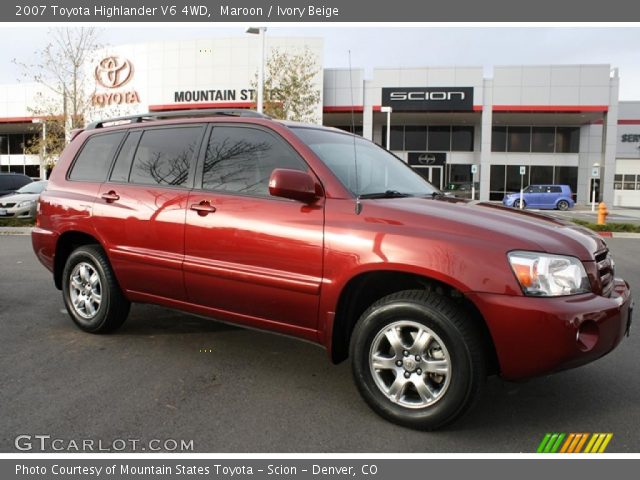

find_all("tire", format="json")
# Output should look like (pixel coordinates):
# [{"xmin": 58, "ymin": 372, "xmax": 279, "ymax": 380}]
[
  {"xmin": 62, "ymin": 245, "xmax": 130, "ymax": 333},
  {"xmin": 557, "ymin": 200, "xmax": 569, "ymax": 211},
  {"xmin": 514, "ymin": 199, "xmax": 526, "ymax": 209},
  {"xmin": 350, "ymin": 290, "xmax": 486, "ymax": 430}
]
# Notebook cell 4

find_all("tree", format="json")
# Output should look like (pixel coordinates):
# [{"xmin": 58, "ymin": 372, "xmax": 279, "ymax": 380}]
[
  {"xmin": 14, "ymin": 28, "xmax": 103, "ymax": 169},
  {"xmin": 24, "ymin": 117, "xmax": 66, "ymax": 178},
  {"xmin": 254, "ymin": 48, "xmax": 321, "ymax": 123}
]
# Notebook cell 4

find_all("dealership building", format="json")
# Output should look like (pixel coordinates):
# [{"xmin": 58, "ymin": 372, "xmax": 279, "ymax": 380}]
[{"xmin": 1, "ymin": 36, "xmax": 640, "ymax": 206}]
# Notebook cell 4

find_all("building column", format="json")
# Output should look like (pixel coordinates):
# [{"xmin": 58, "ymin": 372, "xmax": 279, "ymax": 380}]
[
  {"xmin": 602, "ymin": 70, "xmax": 619, "ymax": 205},
  {"xmin": 362, "ymin": 79, "xmax": 373, "ymax": 141},
  {"xmin": 479, "ymin": 78, "xmax": 493, "ymax": 201}
]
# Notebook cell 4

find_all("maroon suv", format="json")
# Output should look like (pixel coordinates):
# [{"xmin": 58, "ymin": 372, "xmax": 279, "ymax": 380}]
[{"xmin": 32, "ymin": 109, "xmax": 633, "ymax": 430}]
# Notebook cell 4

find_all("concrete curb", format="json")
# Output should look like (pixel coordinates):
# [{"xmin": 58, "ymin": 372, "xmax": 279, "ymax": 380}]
[
  {"xmin": 0, "ymin": 227, "xmax": 32, "ymax": 236},
  {"xmin": 598, "ymin": 232, "xmax": 640, "ymax": 238}
]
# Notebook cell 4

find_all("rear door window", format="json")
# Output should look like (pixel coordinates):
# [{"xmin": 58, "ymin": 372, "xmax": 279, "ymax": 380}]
[
  {"xmin": 69, "ymin": 132, "xmax": 125, "ymax": 182},
  {"xmin": 128, "ymin": 127, "xmax": 203, "ymax": 187}
]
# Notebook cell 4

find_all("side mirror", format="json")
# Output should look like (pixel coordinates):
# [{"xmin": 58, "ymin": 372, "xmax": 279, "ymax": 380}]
[{"xmin": 269, "ymin": 168, "xmax": 320, "ymax": 204}]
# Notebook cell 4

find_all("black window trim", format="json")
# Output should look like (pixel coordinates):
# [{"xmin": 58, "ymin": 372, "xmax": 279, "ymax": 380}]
[{"xmin": 105, "ymin": 128, "xmax": 144, "ymax": 185}]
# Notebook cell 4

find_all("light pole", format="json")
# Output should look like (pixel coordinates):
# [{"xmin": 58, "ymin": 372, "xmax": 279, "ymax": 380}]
[
  {"xmin": 32, "ymin": 118, "xmax": 47, "ymax": 180},
  {"xmin": 380, "ymin": 106, "xmax": 392, "ymax": 151},
  {"xmin": 591, "ymin": 162, "xmax": 600, "ymax": 213},
  {"xmin": 246, "ymin": 27, "xmax": 267, "ymax": 114}
]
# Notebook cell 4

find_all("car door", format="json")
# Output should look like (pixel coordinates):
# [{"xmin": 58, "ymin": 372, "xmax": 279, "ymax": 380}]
[
  {"xmin": 92, "ymin": 125, "xmax": 205, "ymax": 301},
  {"xmin": 539, "ymin": 185, "xmax": 555, "ymax": 208},
  {"xmin": 524, "ymin": 185, "xmax": 543, "ymax": 207},
  {"xmin": 183, "ymin": 124, "xmax": 324, "ymax": 337}
]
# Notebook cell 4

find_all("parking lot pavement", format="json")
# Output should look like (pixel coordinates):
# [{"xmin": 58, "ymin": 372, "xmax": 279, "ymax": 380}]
[{"xmin": 1, "ymin": 236, "xmax": 639, "ymax": 453}]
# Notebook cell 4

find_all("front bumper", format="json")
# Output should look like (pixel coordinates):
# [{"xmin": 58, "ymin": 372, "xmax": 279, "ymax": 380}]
[{"xmin": 468, "ymin": 279, "xmax": 632, "ymax": 380}]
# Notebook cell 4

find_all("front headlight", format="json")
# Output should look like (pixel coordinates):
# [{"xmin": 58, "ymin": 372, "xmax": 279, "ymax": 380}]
[
  {"xmin": 16, "ymin": 200, "xmax": 35, "ymax": 208},
  {"xmin": 508, "ymin": 251, "xmax": 591, "ymax": 296}
]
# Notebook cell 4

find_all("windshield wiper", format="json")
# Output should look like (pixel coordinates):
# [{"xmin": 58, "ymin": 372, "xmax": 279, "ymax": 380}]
[{"xmin": 358, "ymin": 190, "xmax": 414, "ymax": 199}]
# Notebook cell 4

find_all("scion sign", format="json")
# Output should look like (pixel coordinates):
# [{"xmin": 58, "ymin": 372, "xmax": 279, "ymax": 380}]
[{"xmin": 382, "ymin": 87, "xmax": 474, "ymax": 111}]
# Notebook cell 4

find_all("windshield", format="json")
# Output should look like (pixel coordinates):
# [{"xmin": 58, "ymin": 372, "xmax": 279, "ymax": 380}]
[
  {"xmin": 291, "ymin": 128, "xmax": 438, "ymax": 197},
  {"xmin": 16, "ymin": 181, "xmax": 46, "ymax": 194}
]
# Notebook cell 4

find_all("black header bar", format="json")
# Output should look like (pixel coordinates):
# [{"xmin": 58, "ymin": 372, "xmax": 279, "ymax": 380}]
[{"xmin": 5, "ymin": 0, "xmax": 640, "ymax": 22}]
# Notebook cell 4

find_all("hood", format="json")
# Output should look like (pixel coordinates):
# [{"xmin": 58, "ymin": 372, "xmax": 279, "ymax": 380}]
[
  {"xmin": 361, "ymin": 197, "xmax": 604, "ymax": 261},
  {"xmin": 0, "ymin": 193, "xmax": 39, "ymax": 204}
]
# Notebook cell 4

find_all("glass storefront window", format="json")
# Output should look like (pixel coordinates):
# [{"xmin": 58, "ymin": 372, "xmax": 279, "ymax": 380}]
[
  {"xmin": 506, "ymin": 165, "xmax": 525, "ymax": 192},
  {"xmin": 427, "ymin": 126, "xmax": 451, "ymax": 151},
  {"xmin": 390, "ymin": 126, "xmax": 404, "ymax": 150},
  {"xmin": 451, "ymin": 126, "xmax": 474, "ymax": 152},
  {"xmin": 531, "ymin": 127, "xmax": 555, "ymax": 153},
  {"xmin": 554, "ymin": 166, "xmax": 578, "ymax": 199},
  {"xmin": 507, "ymin": 127, "xmax": 531, "ymax": 153},
  {"xmin": 25, "ymin": 165, "xmax": 40, "ymax": 178},
  {"xmin": 404, "ymin": 126, "xmax": 427, "ymax": 151},
  {"xmin": 448, "ymin": 164, "xmax": 472, "ymax": 184},
  {"xmin": 530, "ymin": 165, "xmax": 554, "ymax": 185},
  {"xmin": 491, "ymin": 127, "xmax": 507, "ymax": 152},
  {"xmin": 555, "ymin": 127, "xmax": 580, "ymax": 153},
  {"xmin": 489, "ymin": 164, "xmax": 506, "ymax": 200},
  {"xmin": 0, "ymin": 135, "xmax": 8, "ymax": 154},
  {"xmin": 9, "ymin": 134, "xmax": 25, "ymax": 155}
]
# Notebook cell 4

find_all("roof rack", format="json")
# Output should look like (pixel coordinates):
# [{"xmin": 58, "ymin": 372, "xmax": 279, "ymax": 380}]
[{"xmin": 85, "ymin": 108, "xmax": 270, "ymax": 130}]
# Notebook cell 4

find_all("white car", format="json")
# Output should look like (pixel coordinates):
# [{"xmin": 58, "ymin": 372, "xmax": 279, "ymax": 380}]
[{"xmin": 0, "ymin": 181, "xmax": 48, "ymax": 219}]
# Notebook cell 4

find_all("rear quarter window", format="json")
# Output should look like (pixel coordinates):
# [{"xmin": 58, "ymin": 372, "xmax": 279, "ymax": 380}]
[{"xmin": 69, "ymin": 132, "xmax": 126, "ymax": 182}]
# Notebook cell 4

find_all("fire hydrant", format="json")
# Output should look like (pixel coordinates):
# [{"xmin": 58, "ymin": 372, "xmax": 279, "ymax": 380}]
[{"xmin": 597, "ymin": 202, "xmax": 608, "ymax": 225}]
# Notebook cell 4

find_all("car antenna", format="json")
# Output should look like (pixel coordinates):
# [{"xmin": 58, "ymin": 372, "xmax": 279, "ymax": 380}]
[{"xmin": 348, "ymin": 50, "xmax": 362, "ymax": 215}]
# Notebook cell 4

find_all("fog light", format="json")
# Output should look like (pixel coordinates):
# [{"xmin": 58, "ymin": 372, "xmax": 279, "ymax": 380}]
[{"xmin": 576, "ymin": 321, "xmax": 599, "ymax": 352}]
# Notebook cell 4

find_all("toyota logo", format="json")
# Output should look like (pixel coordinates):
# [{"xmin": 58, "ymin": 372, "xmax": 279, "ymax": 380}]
[{"xmin": 95, "ymin": 56, "xmax": 133, "ymax": 89}]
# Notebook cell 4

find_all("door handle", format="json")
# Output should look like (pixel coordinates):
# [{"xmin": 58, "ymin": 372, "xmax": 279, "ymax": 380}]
[
  {"xmin": 190, "ymin": 201, "xmax": 217, "ymax": 216},
  {"xmin": 101, "ymin": 191, "xmax": 120, "ymax": 203}
]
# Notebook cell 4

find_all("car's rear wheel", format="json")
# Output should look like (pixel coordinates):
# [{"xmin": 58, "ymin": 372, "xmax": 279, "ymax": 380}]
[
  {"xmin": 513, "ymin": 198, "xmax": 526, "ymax": 209},
  {"xmin": 350, "ymin": 290, "xmax": 486, "ymax": 430},
  {"xmin": 557, "ymin": 200, "xmax": 570, "ymax": 211},
  {"xmin": 62, "ymin": 245, "xmax": 130, "ymax": 333}
]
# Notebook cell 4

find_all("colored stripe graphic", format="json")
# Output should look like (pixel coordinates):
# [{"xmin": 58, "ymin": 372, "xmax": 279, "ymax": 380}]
[
  {"xmin": 537, "ymin": 433, "xmax": 613, "ymax": 453},
  {"xmin": 537, "ymin": 433, "xmax": 565, "ymax": 453}
]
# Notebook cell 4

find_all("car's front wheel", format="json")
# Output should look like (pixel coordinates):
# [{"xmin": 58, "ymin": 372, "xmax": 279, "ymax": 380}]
[
  {"xmin": 513, "ymin": 198, "xmax": 526, "ymax": 209},
  {"xmin": 62, "ymin": 245, "xmax": 130, "ymax": 333},
  {"xmin": 350, "ymin": 290, "xmax": 486, "ymax": 430}
]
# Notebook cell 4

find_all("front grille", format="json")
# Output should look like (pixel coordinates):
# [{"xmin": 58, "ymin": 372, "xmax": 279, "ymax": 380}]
[
  {"xmin": 595, "ymin": 249, "xmax": 614, "ymax": 297},
  {"xmin": 0, "ymin": 202, "xmax": 16, "ymax": 208}
]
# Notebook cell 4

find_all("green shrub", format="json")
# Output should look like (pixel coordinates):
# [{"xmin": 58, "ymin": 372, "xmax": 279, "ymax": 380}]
[
  {"xmin": 0, "ymin": 218, "xmax": 35, "ymax": 227},
  {"xmin": 571, "ymin": 218, "xmax": 640, "ymax": 233}
]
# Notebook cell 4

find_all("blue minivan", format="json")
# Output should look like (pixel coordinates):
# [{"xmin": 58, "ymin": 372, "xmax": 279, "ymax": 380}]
[{"xmin": 502, "ymin": 184, "xmax": 575, "ymax": 210}]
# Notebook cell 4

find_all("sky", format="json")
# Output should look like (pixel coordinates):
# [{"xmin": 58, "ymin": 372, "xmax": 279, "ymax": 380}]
[{"xmin": 3, "ymin": 26, "xmax": 640, "ymax": 99}]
